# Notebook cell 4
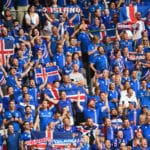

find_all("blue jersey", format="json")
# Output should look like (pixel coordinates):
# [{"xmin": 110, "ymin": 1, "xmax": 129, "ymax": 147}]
[
  {"xmin": 106, "ymin": 126, "xmax": 115, "ymax": 141},
  {"xmin": 103, "ymin": 43, "xmax": 113, "ymax": 58},
  {"xmin": 108, "ymin": 90, "xmax": 119, "ymax": 109},
  {"xmin": 22, "ymin": 114, "xmax": 34, "ymax": 125},
  {"xmin": 50, "ymin": 35, "xmax": 60, "ymax": 55},
  {"xmin": 91, "ymin": 54, "xmax": 108, "ymax": 72},
  {"xmin": 17, "ymin": 102, "xmax": 36, "ymax": 118},
  {"xmin": 98, "ymin": 78, "xmax": 110, "ymax": 92},
  {"xmin": 137, "ymin": 88, "xmax": 148, "ymax": 100},
  {"xmin": 53, "ymin": 53, "xmax": 66, "ymax": 70},
  {"xmin": 130, "ymin": 78, "xmax": 140, "ymax": 94},
  {"xmin": 2, "ymin": 35, "xmax": 15, "ymax": 44},
  {"xmin": 32, "ymin": 56, "xmax": 50, "ymax": 67},
  {"xmin": 141, "ymin": 124, "xmax": 150, "ymax": 146},
  {"xmin": 121, "ymin": 76, "xmax": 130, "ymax": 85},
  {"xmin": 127, "ymin": 109, "xmax": 140, "ymax": 126},
  {"xmin": 140, "ymin": 95, "xmax": 150, "ymax": 110},
  {"xmin": 120, "ymin": 39, "xmax": 133, "ymax": 52},
  {"xmin": 111, "ymin": 58, "xmax": 125, "ymax": 73},
  {"xmin": 17, "ymin": 57, "xmax": 27, "ymax": 71},
  {"xmin": 2, "ymin": 94, "xmax": 19, "ymax": 110},
  {"xmin": 113, "ymin": 138, "xmax": 126, "ymax": 150},
  {"xmin": 17, "ymin": 0, "xmax": 29, "ymax": 6},
  {"xmin": 123, "ymin": 57, "xmax": 135, "ymax": 72},
  {"xmin": 82, "ymin": 107, "xmax": 100, "ymax": 124},
  {"xmin": 6, "ymin": 132, "xmax": 20, "ymax": 150},
  {"xmin": 3, "ymin": 110, "xmax": 22, "ymax": 131},
  {"xmin": 65, "ymin": 46, "xmax": 81, "ymax": 55},
  {"xmin": 2, "ymin": 95, "xmax": 11, "ymax": 111},
  {"xmin": 88, "ymin": 4, "xmax": 104, "ymax": 24},
  {"xmin": 67, "ymin": 4, "xmax": 81, "ymax": 26},
  {"xmin": 72, "ymin": 59, "xmax": 83, "ymax": 70},
  {"xmin": 28, "ymin": 87, "xmax": 39, "ymax": 107},
  {"xmin": 5, "ymin": 75, "xmax": 21, "ymax": 98},
  {"xmin": 33, "ymin": 39, "xmax": 47, "ymax": 55},
  {"xmin": 20, "ymin": 131, "xmax": 31, "ymax": 142},
  {"xmin": 102, "ymin": 15, "xmax": 112, "ymax": 29},
  {"xmin": 6, "ymin": 75, "xmax": 20, "ymax": 89},
  {"xmin": 57, "ymin": 0, "xmax": 67, "ymax": 6},
  {"xmin": 62, "ymin": 64, "xmax": 73, "ymax": 75},
  {"xmin": 58, "ymin": 99, "xmax": 73, "ymax": 115},
  {"xmin": 87, "ymin": 43, "xmax": 100, "ymax": 62},
  {"xmin": 77, "ymin": 31, "xmax": 91, "ymax": 53},
  {"xmin": 122, "ymin": 126, "xmax": 134, "ymax": 143},
  {"xmin": 97, "ymin": 101, "xmax": 110, "ymax": 124},
  {"xmin": 141, "ymin": 61, "xmax": 150, "ymax": 79},
  {"xmin": 39, "ymin": 109, "xmax": 53, "ymax": 131}
]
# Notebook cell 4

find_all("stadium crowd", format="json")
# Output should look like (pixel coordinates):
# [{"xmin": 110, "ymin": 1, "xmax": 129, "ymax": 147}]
[{"xmin": 0, "ymin": 0, "xmax": 150, "ymax": 149}]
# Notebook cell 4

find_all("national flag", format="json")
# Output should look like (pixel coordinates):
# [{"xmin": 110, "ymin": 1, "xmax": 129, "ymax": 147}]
[
  {"xmin": 25, "ymin": 130, "xmax": 81, "ymax": 150},
  {"xmin": 44, "ymin": 84, "xmax": 59, "ymax": 109},
  {"xmin": 119, "ymin": 5, "xmax": 150, "ymax": 23},
  {"xmin": 34, "ymin": 66, "xmax": 60, "ymax": 85},
  {"xmin": 61, "ymin": 87, "xmax": 86, "ymax": 102},
  {"xmin": 0, "ymin": 39, "xmax": 14, "ymax": 65},
  {"xmin": 25, "ymin": 130, "xmax": 52, "ymax": 150},
  {"xmin": 47, "ymin": 84, "xmax": 59, "ymax": 100}
]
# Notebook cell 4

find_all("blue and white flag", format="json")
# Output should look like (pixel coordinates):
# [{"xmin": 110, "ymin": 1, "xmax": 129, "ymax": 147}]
[
  {"xmin": 119, "ymin": 5, "xmax": 150, "ymax": 23},
  {"xmin": 34, "ymin": 66, "xmax": 60, "ymax": 85}
]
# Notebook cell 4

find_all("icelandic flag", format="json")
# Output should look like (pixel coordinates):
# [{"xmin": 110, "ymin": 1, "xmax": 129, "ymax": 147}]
[
  {"xmin": 34, "ymin": 66, "xmax": 60, "ymax": 85},
  {"xmin": 63, "ymin": 86, "xmax": 86, "ymax": 102},
  {"xmin": 0, "ymin": 39, "xmax": 14, "ymax": 65},
  {"xmin": 25, "ymin": 130, "xmax": 52, "ymax": 150},
  {"xmin": 119, "ymin": 5, "xmax": 150, "ymax": 23}
]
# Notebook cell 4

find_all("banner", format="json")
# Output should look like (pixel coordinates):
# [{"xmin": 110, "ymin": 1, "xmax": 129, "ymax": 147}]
[
  {"xmin": 128, "ymin": 53, "xmax": 145, "ymax": 61},
  {"xmin": 25, "ymin": 130, "xmax": 81, "ymax": 150},
  {"xmin": 46, "ymin": 7, "xmax": 81, "ymax": 14}
]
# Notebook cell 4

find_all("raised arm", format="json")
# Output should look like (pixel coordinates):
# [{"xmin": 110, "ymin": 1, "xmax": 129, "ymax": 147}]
[
  {"xmin": 76, "ymin": 92, "xmax": 83, "ymax": 112},
  {"xmin": 0, "ymin": 62, "xmax": 8, "ymax": 78},
  {"xmin": 44, "ymin": 94, "xmax": 59, "ymax": 104},
  {"xmin": 103, "ymin": 0, "xmax": 108, "ymax": 9},
  {"xmin": 34, "ymin": 112, "xmax": 40, "ymax": 130},
  {"xmin": 39, "ymin": 74, "xmax": 48, "ymax": 90},
  {"xmin": 115, "ymin": 26, "xmax": 121, "ymax": 41},
  {"xmin": 21, "ymin": 61, "xmax": 34, "ymax": 78}
]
